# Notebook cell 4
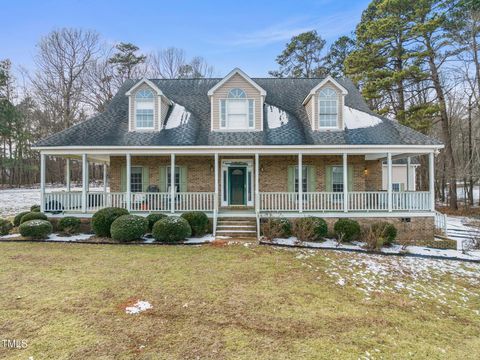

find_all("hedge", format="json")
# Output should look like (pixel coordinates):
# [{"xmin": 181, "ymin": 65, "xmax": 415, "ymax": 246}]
[
  {"xmin": 181, "ymin": 211, "xmax": 209, "ymax": 236},
  {"xmin": 146, "ymin": 213, "xmax": 168, "ymax": 232},
  {"xmin": 152, "ymin": 216, "xmax": 192, "ymax": 242},
  {"xmin": 14, "ymin": 211, "xmax": 30, "ymax": 227},
  {"xmin": 20, "ymin": 212, "xmax": 48, "ymax": 225},
  {"xmin": 58, "ymin": 217, "xmax": 82, "ymax": 235},
  {"xmin": 0, "ymin": 219, "xmax": 13, "ymax": 236},
  {"xmin": 334, "ymin": 219, "xmax": 361, "ymax": 242},
  {"xmin": 92, "ymin": 207, "xmax": 129, "ymax": 237},
  {"xmin": 110, "ymin": 215, "xmax": 148, "ymax": 242},
  {"xmin": 19, "ymin": 220, "xmax": 53, "ymax": 239}
]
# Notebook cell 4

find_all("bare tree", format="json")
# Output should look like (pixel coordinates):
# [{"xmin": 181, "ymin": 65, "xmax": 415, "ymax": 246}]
[{"xmin": 148, "ymin": 47, "xmax": 214, "ymax": 79}]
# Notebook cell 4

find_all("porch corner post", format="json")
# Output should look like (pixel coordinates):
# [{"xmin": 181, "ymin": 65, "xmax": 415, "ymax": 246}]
[
  {"xmin": 387, "ymin": 152, "xmax": 393, "ymax": 212},
  {"xmin": 65, "ymin": 158, "xmax": 71, "ymax": 192},
  {"xmin": 406, "ymin": 157, "xmax": 411, "ymax": 191},
  {"xmin": 103, "ymin": 163, "xmax": 108, "ymax": 193},
  {"xmin": 298, "ymin": 153, "xmax": 303, "ymax": 213},
  {"xmin": 255, "ymin": 153, "xmax": 260, "ymax": 239},
  {"xmin": 214, "ymin": 153, "xmax": 219, "ymax": 236},
  {"xmin": 40, "ymin": 153, "xmax": 46, "ymax": 213},
  {"xmin": 81, "ymin": 154, "xmax": 88, "ymax": 213},
  {"xmin": 343, "ymin": 153, "xmax": 348, "ymax": 212},
  {"xmin": 170, "ymin": 153, "xmax": 175, "ymax": 214},
  {"xmin": 429, "ymin": 152, "xmax": 435, "ymax": 211},
  {"xmin": 126, "ymin": 154, "xmax": 131, "ymax": 211}
]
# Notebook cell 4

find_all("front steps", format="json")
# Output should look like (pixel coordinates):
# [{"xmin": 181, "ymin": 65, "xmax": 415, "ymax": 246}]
[{"xmin": 215, "ymin": 217, "xmax": 257, "ymax": 239}]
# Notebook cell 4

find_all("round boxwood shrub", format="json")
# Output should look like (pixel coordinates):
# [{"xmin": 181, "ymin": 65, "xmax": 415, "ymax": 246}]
[
  {"xmin": 152, "ymin": 216, "xmax": 192, "ymax": 242},
  {"xmin": 30, "ymin": 205, "xmax": 41, "ymax": 212},
  {"xmin": 146, "ymin": 213, "xmax": 167, "ymax": 232},
  {"xmin": 20, "ymin": 212, "xmax": 48, "ymax": 224},
  {"xmin": 371, "ymin": 222, "xmax": 397, "ymax": 245},
  {"xmin": 14, "ymin": 211, "xmax": 30, "ymax": 227},
  {"xmin": 0, "ymin": 219, "xmax": 13, "ymax": 235},
  {"xmin": 181, "ymin": 211, "xmax": 209, "ymax": 236},
  {"xmin": 19, "ymin": 219, "xmax": 52, "ymax": 239},
  {"xmin": 292, "ymin": 217, "xmax": 328, "ymax": 242},
  {"xmin": 110, "ymin": 215, "xmax": 148, "ymax": 242},
  {"xmin": 334, "ymin": 219, "xmax": 361, "ymax": 242},
  {"xmin": 58, "ymin": 216, "xmax": 82, "ymax": 235},
  {"xmin": 92, "ymin": 207, "xmax": 129, "ymax": 237}
]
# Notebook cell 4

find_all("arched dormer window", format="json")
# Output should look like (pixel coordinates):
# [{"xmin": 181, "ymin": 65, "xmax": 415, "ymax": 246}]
[
  {"xmin": 220, "ymin": 88, "xmax": 254, "ymax": 129},
  {"xmin": 318, "ymin": 87, "xmax": 338, "ymax": 128},
  {"xmin": 135, "ymin": 89, "xmax": 155, "ymax": 129}
]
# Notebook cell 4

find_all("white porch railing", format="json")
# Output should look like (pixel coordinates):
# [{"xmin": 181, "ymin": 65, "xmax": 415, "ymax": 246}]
[
  {"xmin": 260, "ymin": 192, "xmax": 299, "ymax": 211},
  {"xmin": 392, "ymin": 191, "xmax": 430, "ymax": 211},
  {"xmin": 175, "ymin": 192, "xmax": 215, "ymax": 212},
  {"xmin": 44, "ymin": 191, "xmax": 83, "ymax": 212},
  {"xmin": 348, "ymin": 192, "xmax": 388, "ymax": 212},
  {"xmin": 129, "ymin": 192, "xmax": 171, "ymax": 212}
]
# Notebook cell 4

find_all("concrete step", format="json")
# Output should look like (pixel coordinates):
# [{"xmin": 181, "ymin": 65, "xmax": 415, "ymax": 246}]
[{"xmin": 217, "ymin": 225, "xmax": 257, "ymax": 229}]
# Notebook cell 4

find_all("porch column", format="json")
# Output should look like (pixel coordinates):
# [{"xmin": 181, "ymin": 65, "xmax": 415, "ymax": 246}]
[
  {"xmin": 343, "ymin": 153, "xmax": 348, "ymax": 212},
  {"xmin": 214, "ymin": 153, "xmax": 219, "ymax": 213},
  {"xmin": 103, "ymin": 163, "xmax": 108, "ymax": 193},
  {"xmin": 298, "ymin": 153, "xmax": 303, "ymax": 213},
  {"xmin": 255, "ymin": 153, "xmax": 260, "ymax": 213},
  {"xmin": 126, "ymin": 154, "xmax": 131, "ymax": 211},
  {"xmin": 429, "ymin": 152, "xmax": 435, "ymax": 211},
  {"xmin": 40, "ymin": 153, "xmax": 46, "ymax": 212},
  {"xmin": 387, "ymin": 152, "xmax": 392, "ymax": 212},
  {"xmin": 81, "ymin": 154, "xmax": 88, "ymax": 213},
  {"xmin": 406, "ymin": 157, "xmax": 411, "ymax": 191},
  {"xmin": 65, "ymin": 158, "xmax": 71, "ymax": 192},
  {"xmin": 170, "ymin": 153, "xmax": 175, "ymax": 214}
]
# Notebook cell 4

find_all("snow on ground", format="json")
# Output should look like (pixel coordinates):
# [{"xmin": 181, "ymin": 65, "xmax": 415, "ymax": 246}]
[
  {"xmin": 456, "ymin": 185, "xmax": 480, "ymax": 202},
  {"xmin": 270, "ymin": 237, "xmax": 480, "ymax": 261},
  {"xmin": 125, "ymin": 300, "xmax": 152, "ymax": 315},
  {"xmin": 0, "ymin": 186, "xmax": 105, "ymax": 217},
  {"xmin": 47, "ymin": 233, "xmax": 93, "ymax": 242},
  {"xmin": 344, "ymin": 106, "xmax": 382, "ymax": 129},
  {"xmin": 165, "ymin": 103, "xmax": 191, "ymax": 129},
  {"xmin": 290, "ymin": 248, "xmax": 480, "ymax": 315},
  {"xmin": 266, "ymin": 104, "xmax": 289, "ymax": 129}
]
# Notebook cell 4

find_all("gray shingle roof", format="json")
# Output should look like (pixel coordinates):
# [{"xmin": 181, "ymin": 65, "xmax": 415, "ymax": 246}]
[{"xmin": 35, "ymin": 77, "xmax": 442, "ymax": 147}]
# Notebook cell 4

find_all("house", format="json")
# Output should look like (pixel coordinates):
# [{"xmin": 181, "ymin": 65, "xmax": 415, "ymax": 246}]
[
  {"xmin": 34, "ymin": 68, "xmax": 443, "ymax": 240},
  {"xmin": 382, "ymin": 159, "xmax": 419, "ymax": 192}
]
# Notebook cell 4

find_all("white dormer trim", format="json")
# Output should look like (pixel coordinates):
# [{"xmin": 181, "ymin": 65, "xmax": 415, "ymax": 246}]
[
  {"xmin": 127, "ymin": 78, "xmax": 165, "ymax": 99},
  {"xmin": 302, "ymin": 76, "xmax": 348, "ymax": 105},
  {"xmin": 207, "ymin": 68, "xmax": 267, "ymax": 97}
]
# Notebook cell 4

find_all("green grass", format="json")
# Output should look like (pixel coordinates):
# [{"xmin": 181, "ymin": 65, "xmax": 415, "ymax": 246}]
[{"xmin": 0, "ymin": 242, "xmax": 479, "ymax": 359}]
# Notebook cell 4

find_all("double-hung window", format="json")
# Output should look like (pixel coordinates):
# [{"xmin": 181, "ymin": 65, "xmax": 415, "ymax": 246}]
[
  {"xmin": 294, "ymin": 165, "xmax": 308, "ymax": 193},
  {"xmin": 130, "ymin": 167, "xmax": 143, "ymax": 193},
  {"xmin": 319, "ymin": 87, "xmax": 338, "ymax": 128},
  {"xmin": 166, "ymin": 166, "xmax": 180, "ymax": 192},
  {"xmin": 331, "ymin": 166, "xmax": 344, "ymax": 193},
  {"xmin": 135, "ymin": 89, "xmax": 155, "ymax": 129},
  {"xmin": 220, "ymin": 88, "xmax": 254, "ymax": 129}
]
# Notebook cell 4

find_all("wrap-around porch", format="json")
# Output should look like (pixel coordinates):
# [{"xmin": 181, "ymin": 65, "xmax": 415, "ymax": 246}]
[{"xmin": 39, "ymin": 150, "xmax": 436, "ymax": 217}]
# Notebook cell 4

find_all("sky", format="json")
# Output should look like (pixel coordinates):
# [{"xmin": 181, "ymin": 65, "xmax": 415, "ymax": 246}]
[{"xmin": 1, "ymin": 0, "xmax": 370, "ymax": 77}]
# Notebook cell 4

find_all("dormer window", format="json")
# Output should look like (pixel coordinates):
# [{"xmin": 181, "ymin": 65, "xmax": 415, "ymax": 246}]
[
  {"xmin": 219, "ymin": 88, "xmax": 254, "ymax": 130},
  {"xmin": 318, "ymin": 87, "xmax": 338, "ymax": 128},
  {"xmin": 135, "ymin": 89, "xmax": 155, "ymax": 129}
]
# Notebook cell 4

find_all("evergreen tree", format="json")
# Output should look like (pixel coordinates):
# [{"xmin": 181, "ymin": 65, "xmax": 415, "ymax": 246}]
[
  {"xmin": 108, "ymin": 42, "xmax": 146, "ymax": 80},
  {"xmin": 323, "ymin": 35, "xmax": 355, "ymax": 77}
]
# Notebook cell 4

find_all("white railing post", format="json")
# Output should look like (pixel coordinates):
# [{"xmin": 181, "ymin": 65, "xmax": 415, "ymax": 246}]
[
  {"xmin": 298, "ymin": 153, "xmax": 303, "ymax": 213},
  {"xmin": 103, "ymin": 163, "xmax": 107, "ymax": 193},
  {"xmin": 429, "ymin": 152, "xmax": 435, "ymax": 211},
  {"xmin": 214, "ymin": 153, "xmax": 219, "ymax": 236},
  {"xmin": 126, "ymin": 154, "xmax": 131, "ymax": 212},
  {"xmin": 387, "ymin": 152, "xmax": 392, "ymax": 212},
  {"xmin": 66, "ymin": 158, "xmax": 71, "ymax": 192},
  {"xmin": 170, "ymin": 153, "xmax": 175, "ymax": 214},
  {"xmin": 255, "ymin": 153, "xmax": 260, "ymax": 238},
  {"xmin": 40, "ymin": 153, "xmax": 46, "ymax": 213},
  {"xmin": 406, "ymin": 157, "xmax": 411, "ymax": 191},
  {"xmin": 343, "ymin": 153, "xmax": 348, "ymax": 212},
  {"xmin": 81, "ymin": 154, "xmax": 88, "ymax": 213}
]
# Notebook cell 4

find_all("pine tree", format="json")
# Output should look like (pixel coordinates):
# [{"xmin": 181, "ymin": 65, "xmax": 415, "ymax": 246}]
[
  {"xmin": 323, "ymin": 35, "xmax": 355, "ymax": 77},
  {"xmin": 108, "ymin": 42, "xmax": 146, "ymax": 80}
]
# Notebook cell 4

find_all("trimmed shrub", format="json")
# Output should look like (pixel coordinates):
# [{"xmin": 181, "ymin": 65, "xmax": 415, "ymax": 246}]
[
  {"xmin": 19, "ymin": 219, "xmax": 52, "ymax": 239},
  {"xmin": 146, "ymin": 213, "xmax": 168, "ymax": 232},
  {"xmin": 261, "ymin": 217, "xmax": 291, "ymax": 240},
  {"xmin": 292, "ymin": 217, "xmax": 328, "ymax": 242},
  {"xmin": 58, "ymin": 217, "xmax": 82, "ymax": 235},
  {"xmin": 111, "ymin": 215, "xmax": 148, "ymax": 242},
  {"xmin": 14, "ymin": 211, "xmax": 30, "ymax": 227},
  {"xmin": 334, "ymin": 219, "xmax": 361, "ymax": 242},
  {"xmin": 30, "ymin": 205, "xmax": 41, "ymax": 212},
  {"xmin": 181, "ymin": 211, "xmax": 209, "ymax": 236},
  {"xmin": 0, "ymin": 219, "xmax": 13, "ymax": 235},
  {"xmin": 92, "ymin": 207, "xmax": 129, "ymax": 237},
  {"xmin": 371, "ymin": 222, "xmax": 397, "ymax": 245},
  {"xmin": 152, "ymin": 216, "xmax": 192, "ymax": 242},
  {"xmin": 20, "ymin": 212, "xmax": 48, "ymax": 224}
]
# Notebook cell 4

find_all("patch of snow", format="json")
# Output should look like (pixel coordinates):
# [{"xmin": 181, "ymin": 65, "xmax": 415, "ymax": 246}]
[
  {"xmin": 266, "ymin": 105, "xmax": 288, "ymax": 129},
  {"xmin": 125, "ymin": 300, "xmax": 152, "ymax": 315},
  {"xmin": 184, "ymin": 234, "xmax": 215, "ymax": 244},
  {"xmin": 0, "ymin": 233, "xmax": 21, "ymax": 239},
  {"xmin": 344, "ymin": 106, "xmax": 382, "ymax": 129},
  {"xmin": 47, "ymin": 233, "xmax": 93, "ymax": 242},
  {"xmin": 165, "ymin": 103, "xmax": 191, "ymax": 129}
]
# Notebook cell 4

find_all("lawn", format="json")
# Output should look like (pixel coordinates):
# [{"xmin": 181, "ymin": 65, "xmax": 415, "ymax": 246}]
[{"xmin": 0, "ymin": 242, "xmax": 479, "ymax": 359}]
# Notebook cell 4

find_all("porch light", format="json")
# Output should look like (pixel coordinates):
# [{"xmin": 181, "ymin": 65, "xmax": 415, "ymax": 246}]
[{"xmin": 364, "ymin": 167, "xmax": 368, "ymax": 176}]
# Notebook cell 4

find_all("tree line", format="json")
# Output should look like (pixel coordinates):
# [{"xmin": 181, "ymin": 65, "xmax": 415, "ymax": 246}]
[{"xmin": 1, "ymin": 0, "xmax": 478, "ymax": 210}]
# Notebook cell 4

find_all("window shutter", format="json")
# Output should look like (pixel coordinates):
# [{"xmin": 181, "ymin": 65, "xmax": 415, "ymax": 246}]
[
  {"xmin": 142, "ymin": 167, "xmax": 150, "ymax": 192},
  {"xmin": 179, "ymin": 166, "xmax": 188, "ymax": 192},
  {"xmin": 159, "ymin": 166, "xmax": 167, "ymax": 192},
  {"xmin": 325, "ymin": 166, "xmax": 333, "ymax": 192},
  {"xmin": 348, "ymin": 165, "xmax": 354, "ymax": 191},
  {"xmin": 248, "ymin": 99, "xmax": 254, "ymax": 128},
  {"xmin": 220, "ymin": 100, "xmax": 226, "ymax": 128},
  {"xmin": 120, "ymin": 165, "xmax": 126, "ymax": 192},
  {"xmin": 307, "ymin": 165, "xmax": 316, "ymax": 192},
  {"xmin": 287, "ymin": 166, "xmax": 295, "ymax": 192}
]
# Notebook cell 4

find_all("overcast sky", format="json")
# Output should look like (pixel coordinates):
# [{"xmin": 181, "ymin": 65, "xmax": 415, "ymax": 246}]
[{"xmin": 1, "ymin": 0, "xmax": 370, "ymax": 77}]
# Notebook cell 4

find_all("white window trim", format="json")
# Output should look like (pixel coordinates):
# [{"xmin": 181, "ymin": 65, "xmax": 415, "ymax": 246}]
[
  {"xmin": 294, "ymin": 165, "xmax": 309, "ymax": 193},
  {"xmin": 219, "ymin": 98, "xmax": 255, "ymax": 131},
  {"xmin": 130, "ymin": 166, "xmax": 143, "ymax": 193},
  {"xmin": 318, "ymin": 87, "xmax": 340, "ymax": 130},
  {"xmin": 220, "ymin": 159, "xmax": 254, "ymax": 207},
  {"xmin": 166, "ymin": 165, "xmax": 180, "ymax": 192}
]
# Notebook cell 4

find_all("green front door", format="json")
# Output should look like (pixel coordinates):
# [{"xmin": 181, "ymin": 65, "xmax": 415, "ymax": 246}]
[{"xmin": 229, "ymin": 167, "xmax": 246, "ymax": 205}]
